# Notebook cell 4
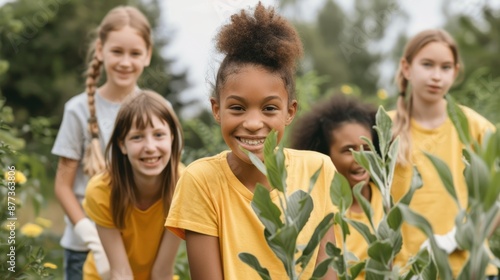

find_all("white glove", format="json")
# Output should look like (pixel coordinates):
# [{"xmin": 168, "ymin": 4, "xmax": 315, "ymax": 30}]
[
  {"xmin": 74, "ymin": 218, "xmax": 111, "ymax": 279},
  {"xmin": 420, "ymin": 227, "xmax": 458, "ymax": 254}
]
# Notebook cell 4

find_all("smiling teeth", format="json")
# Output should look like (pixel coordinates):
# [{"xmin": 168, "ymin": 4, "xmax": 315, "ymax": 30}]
[
  {"xmin": 240, "ymin": 138, "xmax": 265, "ymax": 145},
  {"xmin": 143, "ymin": 157, "xmax": 159, "ymax": 163}
]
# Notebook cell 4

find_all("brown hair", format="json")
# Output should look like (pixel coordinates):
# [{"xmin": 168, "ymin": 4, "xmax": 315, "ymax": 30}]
[
  {"xmin": 105, "ymin": 90, "xmax": 183, "ymax": 229},
  {"xmin": 83, "ymin": 6, "xmax": 153, "ymax": 176},
  {"xmin": 393, "ymin": 29, "xmax": 460, "ymax": 165},
  {"xmin": 212, "ymin": 2, "xmax": 303, "ymax": 104}
]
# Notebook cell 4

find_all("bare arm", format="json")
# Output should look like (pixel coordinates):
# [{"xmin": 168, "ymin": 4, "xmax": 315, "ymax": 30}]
[
  {"xmin": 97, "ymin": 225, "xmax": 133, "ymax": 280},
  {"xmin": 151, "ymin": 230, "xmax": 182, "ymax": 280},
  {"xmin": 317, "ymin": 226, "xmax": 337, "ymax": 280},
  {"xmin": 185, "ymin": 230, "xmax": 223, "ymax": 280},
  {"xmin": 54, "ymin": 157, "xmax": 85, "ymax": 225}
]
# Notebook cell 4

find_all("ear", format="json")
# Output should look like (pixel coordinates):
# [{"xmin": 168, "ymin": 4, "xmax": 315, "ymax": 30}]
[
  {"xmin": 144, "ymin": 46, "xmax": 152, "ymax": 67},
  {"xmin": 285, "ymin": 100, "xmax": 298, "ymax": 126},
  {"xmin": 401, "ymin": 58, "xmax": 411, "ymax": 80},
  {"xmin": 210, "ymin": 98, "xmax": 221, "ymax": 124},
  {"xmin": 95, "ymin": 39, "xmax": 103, "ymax": 61},
  {"xmin": 453, "ymin": 63, "xmax": 460, "ymax": 79},
  {"xmin": 118, "ymin": 141, "xmax": 127, "ymax": 155}
]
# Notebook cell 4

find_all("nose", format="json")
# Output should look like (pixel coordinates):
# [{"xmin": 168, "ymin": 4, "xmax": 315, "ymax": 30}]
[
  {"xmin": 143, "ymin": 136, "xmax": 156, "ymax": 152},
  {"xmin": 119, "ymin": 54, "xmax": 132, "ymax": 68},
  {"xmin": 242, "ymin": 110, "xmax": 264, "ymax": 132},
  {"xmin": 431, "ymin": 67, "xmax": 442, "ymax": 80}
]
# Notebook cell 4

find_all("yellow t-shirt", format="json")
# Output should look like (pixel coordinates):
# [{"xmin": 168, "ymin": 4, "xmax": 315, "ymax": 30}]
[
  {"xmin": 334, "ymin": 182, "xmax": 384, "ymax": 279},
  {"xmin": 82, "ymin": 173, "xmax": 166, "ymax": 280},
  {"xmin": 389, "ymin": 106, "xmax": 495, "ymax": 276},
  {"xmin": 166, "ymin": 149, "xmax": 336, "ymax": 280}
]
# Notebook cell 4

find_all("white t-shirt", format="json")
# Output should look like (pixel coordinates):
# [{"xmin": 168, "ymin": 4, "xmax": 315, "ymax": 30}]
[{"xmin": 51, "ymin": 91, "xmax": 121, "ymax": 251}]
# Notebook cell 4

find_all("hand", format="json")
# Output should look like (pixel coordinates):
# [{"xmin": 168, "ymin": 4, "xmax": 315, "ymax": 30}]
[
  {"xmin": 420, "ymin": 227, "xmax": 458, "ymax": 254},
  {"xmin": 74, "ymin": 218, "xmax": 111, "ymax": 279}
]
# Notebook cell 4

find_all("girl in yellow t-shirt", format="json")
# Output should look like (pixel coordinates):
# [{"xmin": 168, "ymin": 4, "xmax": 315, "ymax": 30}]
[
  {"xmin": 290, "ymin": 94, "xmax": 384, "ymax": 279},
  {"xmin": 390, "ymin": 29, "xmax": 496, "ymax": 277},
  {"xmin": 83, "ymin": 90, "xmax": 184, "ymax": 279},
  {"xmin": 166, "ymin": 2, "xmax": 337, "ymax": 280}
]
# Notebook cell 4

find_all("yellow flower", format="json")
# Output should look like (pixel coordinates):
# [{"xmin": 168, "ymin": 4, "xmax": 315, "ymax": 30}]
[
  {"xmin": 20, "ymin": 223, "xmax": 43, "ymax": 238},
  {"xmin": 4, "ymin": 170, "xmax": 27, "ymax": 184},
  {"xmin": 35, "ymin": 217, "xmax": 53, "ymax": 228},
  {"xmin": 340, "ymin": 84, "xmax": 353, "ymax": 95},
  {"xmin": 43, "ymin": 262, "xmax": 57, "ymax": 269},
  {"xmin": 173, "ymin": 276, "xmax": 180, "ymax": 280},
  {"xmin": 377, "ymin": 89, "xmax": 388, "ymax": 100}
]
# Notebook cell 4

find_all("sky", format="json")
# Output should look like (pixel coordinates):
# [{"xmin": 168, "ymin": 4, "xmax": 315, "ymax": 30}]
[{"xmin": 161, "ymin": 0, "xmax": 448, "ymax": 118}]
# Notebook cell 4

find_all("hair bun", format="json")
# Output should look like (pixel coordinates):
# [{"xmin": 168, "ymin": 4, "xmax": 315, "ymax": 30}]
[{"xmin": 216, "ymin": 2, "xmax": 302, "ymax": 71}]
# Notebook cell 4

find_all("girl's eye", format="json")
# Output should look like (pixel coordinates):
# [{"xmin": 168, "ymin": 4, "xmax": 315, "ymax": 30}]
[
  {"xmin": 229, "ymin": 105, "xmax": 244, "ymax": 111},
  {"xmin": 154, "ymin": 132, "xmax": 166, "ymax": 138},
  {"xmin": 263, "ymin": 106, "xmax": 278, "ymax": 112},
  {"xmin": 132, "ymin": 52, "xmax": 142, "ymax": 57},
  {"xmin": 442, "ymin": 65, "xmax": 452, "ymax": 70},
  {"xmin": 423, "ymin": 62, "xmax": 432, "ymax": 67},
  {"xmin": 112, "ymin": 50, "xmax": 122, "ymax": 54},
  {"xmin": 130, "ymin": 135, "xmax": 142, "ymax": 140}
]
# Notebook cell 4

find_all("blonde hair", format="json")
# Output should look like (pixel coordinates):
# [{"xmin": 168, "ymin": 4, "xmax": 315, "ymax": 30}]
[
  {"xmin": 105, "ymin": 90, "xmax": 183, "ymax": 229},
  {"xmin": 83, "ymin": 6, "xmax": 153, "ymax": 176},
  {"xmin": 393, "ymin": 29, "xmax": 460, "ymax": 165}
]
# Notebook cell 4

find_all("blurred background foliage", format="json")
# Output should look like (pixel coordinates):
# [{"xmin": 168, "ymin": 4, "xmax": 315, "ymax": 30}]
[{"xmin": 1, "ymin": 0, "xmax": 499, "ymax": 279}]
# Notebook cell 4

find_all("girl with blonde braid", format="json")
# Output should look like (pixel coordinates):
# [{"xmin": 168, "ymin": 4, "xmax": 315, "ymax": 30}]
[{"xmin": 52, "ymin": 6, "xmax": 152, "ymax": 279}]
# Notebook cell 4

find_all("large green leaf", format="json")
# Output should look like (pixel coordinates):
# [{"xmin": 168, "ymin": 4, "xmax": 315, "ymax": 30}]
[
  {"xmin": 457, "ymin": 250, "xmax": 489, "ymax": 280},
  {"xmin": 484, "ymin": 167, "xmax": 500, "ymax": 211},
  {"xmin": 297, "ymin": 213, "xmax": 334, "ymax": 270},
  {"xmin": 335, "ymin": 213, "xmax": 351, "ymax": 241},
  {"xmin": 387, "ymin": 206, "xmax": 402, "ymax": 231},
  {"xmin": 238, "ymin": 253, "xmax": 272, "ymax": 280},
  {"xmin": 325, "ymin": 242, "xmax": 346, "ymax": 278},
  {"xmin": 286, "ymin": 190, "xmax": 313, "ymax": 231},
  {"xmin": 352, "ymin": 182, "xmax": 375, "ymax": 229},
  {"xmin": 349, "ymin": 261, "xmax": 366, "ymax": 279},
  {"xmin": 262, "ymin": 130, "xmax": 287, "ymax": 192},
  {"xmin": 399, "ymin": 166, "xmax": 423, "ymax": 205},
  {"xmin": 352, "ymin": 150, "xmax": 385, "ymax": 195},
  {"xmin": 364, "ymin": 259, "xmax": 390, "ymax": 280},
  {"xmin": 374, "ymin": 106, "xmax": 393, "ymax": 157},
  {"xmin": 265, "ymin": 225, "xmax": 299, "ymax": 277},
  {"xmin": 446, "ymin": 94, "xmax": 471, "ymax": 146},
  {"xmin": 397, "ymin": 204, "xmax": 453, "ymax": 280},
  {"xmin": 346, "ymin": 219, "xmax": 376, "ymax": 244},
  {"xmin": 246, "ymin": 148, "xmax": 268, "ymax": 176},
  {"xmin": 367, "ymin": 239, "xmax": 393, "ymax": 266},
  {"xmin": 251, "ymin": 184, "xmax": 283, "ymax": 234},
  {"xmin": 330, "ymin": 173, "xmax": 353, "ymax": 212},
  {"xmin": 386, "ymin": 137, "xmax": 400, "ymax": 191},
  {"xmin": 463, "ymin": 149, "xmax": 490, "ymax": 207},
  {"xmin": 308, "ymin": 165, "xmax": 323, "ymax": 194},
  {"xmin": 423, "ymin": 152, "xmax": 459, "ymax": 206},
  {"xmin": 310, "ymin": 257, "xmax": 333, "ymax": 280}
]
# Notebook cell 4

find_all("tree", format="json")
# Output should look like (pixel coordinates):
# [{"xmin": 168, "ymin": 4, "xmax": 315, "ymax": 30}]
[
  {"xmin": 0, "ymin": 0, "xmax": 187, "ymax": 125},
  {"xmin": 442, "ymin": 0, "xmax": 500, "ymax": 124}
]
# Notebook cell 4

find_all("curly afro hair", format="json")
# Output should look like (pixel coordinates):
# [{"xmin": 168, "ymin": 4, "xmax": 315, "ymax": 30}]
[
  {"xmin": 213, "ymin": 2, "xmax": 303, "ymax": 102},
  {"xmin": 290, "ymin": 94, "xmax": 377, "ymax": 156}
]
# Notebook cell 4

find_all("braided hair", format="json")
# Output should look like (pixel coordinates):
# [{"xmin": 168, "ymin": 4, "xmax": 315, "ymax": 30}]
[{"xmin": 82, "ymin": 6, "xmax": 152, "ymax": 176}]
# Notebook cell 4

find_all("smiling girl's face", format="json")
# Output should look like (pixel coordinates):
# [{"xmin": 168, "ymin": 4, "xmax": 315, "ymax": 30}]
[{"xmin": 211, "ymin": 65, "xmax": 297, "ymax": 166}]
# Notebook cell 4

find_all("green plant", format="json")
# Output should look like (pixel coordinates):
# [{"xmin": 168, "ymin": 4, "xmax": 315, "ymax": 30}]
[
  {"xmin": 0, "ymin": 97, "xmax": 58, "ymax": 279},
  {"xmin": 238, "ymin": 130, "xmax": 335, "ymax": 280},
  {"xmin": 420, "ymin": 95, "xmax": 500, "ymax": 279},
  {"xmin": 326, "ymin": 106, "xmax": 453, "ymax": 280}
]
